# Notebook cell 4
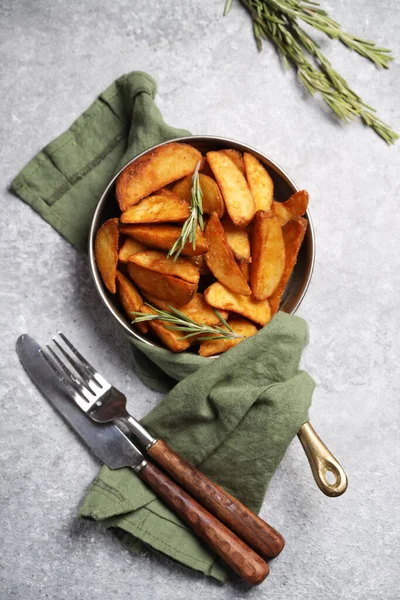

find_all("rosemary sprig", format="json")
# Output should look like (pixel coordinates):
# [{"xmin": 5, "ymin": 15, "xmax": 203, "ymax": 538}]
[
  {"xmin": 224, "ymin": 0, "xmax": 398, "ymax": 144},
  {"xmin": 167, "ymin": 161, "xmax": 204, "ymax": 261},
  {"xmin": 131, "ymin": 303, "xmax": 243, "ymax": 341}
]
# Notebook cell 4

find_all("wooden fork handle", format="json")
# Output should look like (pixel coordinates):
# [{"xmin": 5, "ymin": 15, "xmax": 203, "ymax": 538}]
[
  {"xmin": 147, "ymin": 439, "xmax": 284, "ymax": 560},
  {"xmin": 138, "ymin": 461, "xmax": 269, "ymax": 585}
]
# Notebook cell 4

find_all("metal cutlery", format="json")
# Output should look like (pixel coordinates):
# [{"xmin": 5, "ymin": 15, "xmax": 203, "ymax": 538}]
[
  {"xmin": 40, "ymin": 332, "xmax": 284, "ymax": 561},
  {"xmin": 16, "ymin": 333, "xmax": 269, "ymax": 585}
]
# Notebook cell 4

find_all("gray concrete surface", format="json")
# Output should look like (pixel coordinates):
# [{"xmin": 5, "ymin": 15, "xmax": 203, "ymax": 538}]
[{"xmin": 1, "ymin": 1, "xmax": 399, "ymax": 598}]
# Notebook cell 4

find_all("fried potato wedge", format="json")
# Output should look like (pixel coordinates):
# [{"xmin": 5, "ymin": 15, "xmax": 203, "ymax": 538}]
[
  {"xmin": 116, "ymin": 142, "xmax": 202, "ymax": 211},
  {"xmin": 120, "ymin": 193, "xmax": 190, "ymax": 224},
  {"xmin": 204, "ymin": 213, "xmax": 251, "ymax": 296},
  {"xmin": 119, "ymin": 224, "xmax": 209, "ymax": 256},
  {"xmin": 250, "ymin": 211, "xmax": 285, "ymax": 300},
  {"xmin": 94, "ymin": 218, "xmax": 119, "ymax": 294},
  {"xmin": 189, "ymin": 254, "xmax": 210, "ymax": 275},
  {"xmin": 221, "ymin": 149, "xmax": 245, "ymax": 175},
  {"xmin": 269, "ymin": 216, "xmax": 308, "ymax": 315},
  {"xmin": 129, "ymin": 250, "xmax": 200, "ymax": 284},
  {"xmin": 116, "ymin": 271, "xmax": 148, "ymax": 334},
  {"xmin": 172, "ymin": 173, "xmax": 225, "ymax": 218},
  {"xmin": 221, "ymin": 215, "xmax": 251, "ymax": 263},
  {"xmin": 272, "ymin": 190, "xmax": 309, "ymax": 226},
  {"xmin": 207, "ymin": 151, "xmax": 256, "ymax": 227},
  {"xmin": 239, "ymin": 261, "xmax": 250, "ymax": 282},
  {"xmin": 244, "ymin": 152, "xmax": 274, "ymax": 212},
  {"xmin": 198, "ymin": 318, "xmax": 257, "ymax": 356},
  {"xmin": 127, "ymin": 262, "xmax": 197, "ymax": 305},
  {"xmin": 118, "ymin": 238, "xmax": 146, "ymax": 263},
  {"xmin": 204, "ymin": 282, "xmax": 271, "ymax": 326},
  {"xmin": 143, "ymin": 292, "xmax": 228, "ymax": 326},
  {"xmin": 140, "ymin": 305, "xmax": 190, "ymax": 352}
]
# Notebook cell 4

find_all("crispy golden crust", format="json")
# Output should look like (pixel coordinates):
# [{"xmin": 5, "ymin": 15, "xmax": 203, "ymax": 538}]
[
  {"xmin": 207, "ymin": 151, "xmax": 256, "ymax": 227},
  {"xmin": 120, "ymin": 193, "xmax": 189, "ymax": 224},
  {"xmin": 269, "ymin": 216, "xmax": 308, "ymax": 315},
  {"xmin": 221, "ymin": 149, "xmax": 245, "ymax": 175},
  {"xmin": 204, "ymin": 282, "xmax": 271, "ymax": 326},
  {"xmin": 116, "ymin": 142, "xmax": 202, "ymax": 211},
  {"xmin": 127, "ymin": 262, "xmax": 197, "ymax": 306},
  {"xmin": 140, "ymin": 305, "xmax": 190, "ymax": 352},
  {"xmin": 198, "ymin": 318, "xmax": 257, "ymax": 356},
  {"xmin": 172, "ymin": 173, "xmax": 225, "ymax": 218},
  {"xmin": 94, "ymin": 218, "xmax": 119, "ymax": 294},
  {"xmin": 129, "ymin": 250, "xmax": 200, "ymax": 284},
  {"xmin": 116, "ymin": 271, "xmax": 148, "ymax": 334},
  {"xmin": 244, "ymin": 152, "xmax": 274, "ymax": 212},
  {"xmin": 119, "ymin": 223, "xmax": 209, "ymax": 256},
  {"xmin": 221, "ymin": 215, "xmax": 251, "ymax": 263},
  {"xmin": 142, "ymin": 292, "xmax": 228, "ymax": 326},
  {"xmin": 272, "ymin": 190, "xmax": 309, "ymax": 226},
  {"xmin": 204, "ymin": 213, "xmax": 251, "ymax": 295},
  {"xmin": 250, "ymin": 211, "xmax": 285, "ymax": 300},
  {"xmin": 118, "ymin": 238, "xmax": 146, "ymax": 263}
]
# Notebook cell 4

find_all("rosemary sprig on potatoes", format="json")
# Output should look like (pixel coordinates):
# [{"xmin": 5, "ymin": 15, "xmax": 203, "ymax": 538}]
[
  {"xmin": 131, "ymin": 304, "xmax": 243, "ymax": 341},
  {"xmin": 167, "ymin": 161, "xmax": 204, "ymax": 261}
]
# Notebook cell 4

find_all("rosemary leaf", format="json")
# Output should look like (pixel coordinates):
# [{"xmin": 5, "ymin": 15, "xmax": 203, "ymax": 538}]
[
  {"xmin": 131, "ymin": 304, "xmax": 243, "ymax": 341},
  {"xmin": 226, "ymin": 0, "xmax": 398, "ymax": 144},
  {"xmin": 167, "ymin": 161, "xmax": 204, "ymax": 261}
]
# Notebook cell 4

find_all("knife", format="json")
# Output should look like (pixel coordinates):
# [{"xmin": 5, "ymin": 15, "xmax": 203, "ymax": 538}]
[{"xmin": 16, "ymin": 334, "xmax": 269, "ymax": 585}]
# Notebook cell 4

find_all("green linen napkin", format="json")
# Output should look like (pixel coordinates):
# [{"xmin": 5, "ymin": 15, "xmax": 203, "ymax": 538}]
[
  {"xmin": 80, "ymin": 312, "xmax": 314, "ymax": 582},
  {"xmin": 12, "ymin": 71, "xmax": 315, "ymax": 581}
]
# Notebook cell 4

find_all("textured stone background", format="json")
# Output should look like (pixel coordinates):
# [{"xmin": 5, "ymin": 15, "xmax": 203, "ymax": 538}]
[{"xmin": 1, "ymin": 1, "xmax": 399, "ymax": 598}]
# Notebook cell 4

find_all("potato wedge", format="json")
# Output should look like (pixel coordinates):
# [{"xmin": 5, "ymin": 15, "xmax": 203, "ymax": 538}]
[
  {"xmin": 116, "ymin": 271, "xmax": 148, "ymax": 334},
  {"xmin": 221, "ymin": 149, "xmax": 245, "ymax": 175},
  {"xmin": 94, "ymin": 218, "xmax": 119, "ymax": 294},
  {"xmin": 250, "ymin": 211, "xmax": 285, "ymax": 300},
  {"xmin": 204, "ymin": 213, "xmax": 251, "ymax": 296},
  {"xmin": 272, "ymin": 190, "xmax": 309, "ymax": 226},
  {"xmin": 204, "ymin": 282, "xmax": 271, "ymax": 326},
  {"xmin": 143, "ymin": 292, "xmax": 228, "ymax": 326},
  {"xmin": 269, "ymin": 217, "xmax": 308, "ymax": 315},
  {"xmin": 140, "ymin": 305, "xmax": 190, "ymax": 352},
  {"xmin": 127, "ymin": 263, "xmax": 196, "ymax": 305},
  {"xmin": 172, "ymin": 173, "xmax": 225, "ymax": 218},
  {"xmin": 120, "ymin": 193, "xmax": 189, "ymax": 224},
  {"xmin": 244, "ymin": 152, "xmax": 274, "ymax": 212},
  {"xmin": 198, "ymin": 318, "xmax": 257, "ymax": 357},
  {"xmin": 189, "ymin": 254, "xmax": 210, "ymax": 275},
  {"xmin": 221, "ymin": 215, "xmax": 251, "ymax": 263},
  {"xmin": 116, "ymin": 142, "xmax": 202, "ymax": 211},
  {"xmin": 119, "ymin": 224, "xmax": 209, "ymax": 256},
  {"xmin": 207, "ymin": 151, "xmax": 256, "ymax": 227},
  {"xmin": 118, "ymin": 238, "xmax": 146, "ymax": 263},
  {"xmin": 239, "ymin": 261, "xmax": 250, "ymax": 282},
  {"xmin": 129, "ymin": 250, "xmax": 200, "ymax": 284}
]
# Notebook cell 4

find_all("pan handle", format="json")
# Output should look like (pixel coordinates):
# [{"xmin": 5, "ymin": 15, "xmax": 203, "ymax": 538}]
[{"xmin": 297, "ymin": 422, "xmax": 348, "ymax": 497}]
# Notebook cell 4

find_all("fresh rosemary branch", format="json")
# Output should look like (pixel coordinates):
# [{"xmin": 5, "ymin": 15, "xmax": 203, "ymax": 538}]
[
  {"xmin": 167, "ymin": 160, "xmax": 204, "ymax": 261},
  {"xmin": 131, "ymin": 303, "xmax": 243, "ymax": 341},
  {"xmin": 224, "ymin": 0, "xmax": 398, "ymax": 144}
]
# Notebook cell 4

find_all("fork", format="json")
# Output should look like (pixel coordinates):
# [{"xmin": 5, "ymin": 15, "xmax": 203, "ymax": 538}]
[{"xmin": 42, "ymin": 332, "xmax": 284, "ymax": 561}]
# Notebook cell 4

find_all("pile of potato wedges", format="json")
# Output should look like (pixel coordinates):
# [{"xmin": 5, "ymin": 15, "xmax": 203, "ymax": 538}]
[{"xmin": 95, "ymin": 142, "xmax": 308, "ymax": 356}]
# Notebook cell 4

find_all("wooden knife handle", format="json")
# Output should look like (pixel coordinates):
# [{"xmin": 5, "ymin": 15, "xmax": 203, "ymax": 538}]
[
  {"xmin": 138, "ymin": 461, "xmax": 269, "ymax": 585},
  {"xmin": 147, "ymin": 439, "xmax": 284, "ymax": 560}
]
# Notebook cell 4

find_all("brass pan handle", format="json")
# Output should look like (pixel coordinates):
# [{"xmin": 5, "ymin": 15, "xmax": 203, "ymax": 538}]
[{"xmin": 297, "ymin": 422, "xmax": 348, "ymax": 497}]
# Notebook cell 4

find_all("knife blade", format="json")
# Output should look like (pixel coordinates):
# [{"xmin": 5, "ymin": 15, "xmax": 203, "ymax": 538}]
[
  {"xmin": 15, "ymin": 333, "xmax": 270, "ymax": 585},
  {"xmin": 16, "ymin": 334, "xmax": 146, "ymax": 471}
]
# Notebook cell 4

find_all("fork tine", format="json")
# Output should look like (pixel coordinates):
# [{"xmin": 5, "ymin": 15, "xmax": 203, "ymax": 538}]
[
  {"xmin": 58, "ymin": 332, "xmax": 97, "ymax": 377},
  {"xmin": 40, "ymin": 348, "xmax": 88, "ymax": 410},
  {"xmin": 45, "ymin": 344, "xmax": 95, "ymax": 404}
]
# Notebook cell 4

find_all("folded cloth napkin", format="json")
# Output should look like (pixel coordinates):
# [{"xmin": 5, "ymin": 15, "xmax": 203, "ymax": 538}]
[
  {"xmin": 12, "ymin": 72, "xmax": 315, "ymax": 582},
  {"xmin": 80, "ymin": 312, "xmax": 314, "ymax": 581}
]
